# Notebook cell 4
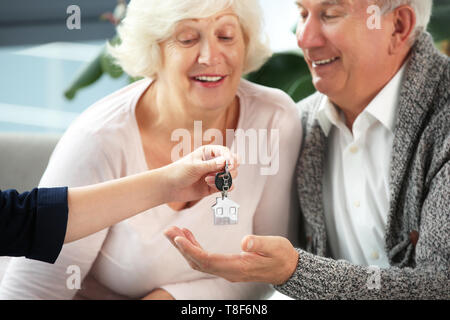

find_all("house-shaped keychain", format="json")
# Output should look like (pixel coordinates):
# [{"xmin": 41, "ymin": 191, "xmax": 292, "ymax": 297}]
[{"xmin": 211, "ymin": 197, "xmax": 240, "ymax": 225}]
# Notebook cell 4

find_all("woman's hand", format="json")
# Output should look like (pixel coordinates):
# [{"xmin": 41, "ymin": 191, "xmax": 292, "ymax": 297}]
[
  {"xmin": 163, "ymin": 145, "xmax": 239, "ymax": 203},
  {"xmin": 142, "ymin": 288, "xmax": 175, "ymax": 300}
]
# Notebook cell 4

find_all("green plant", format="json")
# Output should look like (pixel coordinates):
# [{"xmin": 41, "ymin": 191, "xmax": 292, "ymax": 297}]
[{"xmin": 64, "ymin": 1, "xmax": 450, "ymax": 101}]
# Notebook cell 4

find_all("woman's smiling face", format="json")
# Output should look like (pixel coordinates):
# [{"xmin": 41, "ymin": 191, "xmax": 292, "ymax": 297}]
[{"xmin": 157, "ymin": 8, "xmax": 246, "ymax": 111}]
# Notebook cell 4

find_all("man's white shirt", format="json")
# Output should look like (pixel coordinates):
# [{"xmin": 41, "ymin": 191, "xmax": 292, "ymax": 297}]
[{"xmin": 316, "ymin": 64, "xmax": 407, "ymax": 267}]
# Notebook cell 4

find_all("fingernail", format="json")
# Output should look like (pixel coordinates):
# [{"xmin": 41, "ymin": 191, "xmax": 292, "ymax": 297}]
[
  {"xmin": 214, "ymin": 156, "xmax": 225, "ymax": 166},
  {"xmin": 246, "ymin": 238, "xmax": 254, "ymax": 251},
  {"xmin": 174, "ymin": 237, "xmax": 183, "ymax": 250}
]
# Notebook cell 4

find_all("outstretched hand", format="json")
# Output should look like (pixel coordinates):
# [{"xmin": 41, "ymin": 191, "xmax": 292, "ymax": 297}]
[{"xmin": 164, "ymin": 226, "xmax": 299, "ymax": 285}]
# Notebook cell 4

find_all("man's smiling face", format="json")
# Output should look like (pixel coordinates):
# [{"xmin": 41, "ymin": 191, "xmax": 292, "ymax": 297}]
[{"xmin": 295, "ymin": 0, "xmax": 394, "ymax": 104}]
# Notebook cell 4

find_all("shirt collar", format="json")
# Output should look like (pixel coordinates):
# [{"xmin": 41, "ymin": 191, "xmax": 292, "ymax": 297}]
[
  {"xmin": 316, "ymin": 96, "xmax": 340, "ymax": 137},
  {"xmin": 365, "ymin": 63, "xmax": 407, "ymax": 132},
  {"xmin": 315, "ymin": 62, "xmax": 407, "ymax": 136}
]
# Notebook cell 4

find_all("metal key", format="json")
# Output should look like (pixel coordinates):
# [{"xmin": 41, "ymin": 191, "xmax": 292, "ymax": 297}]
[
  {"xmin": 214, "ymin": 162, "xmax": 233, "ymax": 199},
  {"xmin": 211, "ymin": 160, "xmax": 239, "ymax": 225}
]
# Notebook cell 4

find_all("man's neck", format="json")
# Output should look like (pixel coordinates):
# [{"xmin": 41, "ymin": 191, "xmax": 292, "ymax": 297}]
[{"xmin": 331, "ymin": 54, "xmax": 410, "ymax": 131}]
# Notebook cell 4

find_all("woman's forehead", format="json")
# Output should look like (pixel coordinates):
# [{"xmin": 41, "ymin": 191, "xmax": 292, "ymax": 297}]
[{"xmin": 176, "ymin": 9, "xmax": 239, "ymax": 27}]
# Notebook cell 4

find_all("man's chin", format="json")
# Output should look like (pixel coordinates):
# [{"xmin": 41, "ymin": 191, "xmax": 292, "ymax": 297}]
[{"xmin": 312, "ymin": 79, "xmax": 336, "ymax": 96}]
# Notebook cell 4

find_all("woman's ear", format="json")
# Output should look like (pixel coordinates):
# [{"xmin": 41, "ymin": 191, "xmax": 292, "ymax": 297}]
[{"xmin": 389, "ymin": 5, "xmax": 416, "ymax": 54}]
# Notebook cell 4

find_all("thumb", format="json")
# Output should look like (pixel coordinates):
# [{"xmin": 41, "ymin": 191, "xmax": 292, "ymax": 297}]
[
  {"xmin": 241, "ymin": 235, "xmax": 278, "ymax": 257},
  {"xmin": 195, "ymin": 156, "xmax": 226, "ymax": 176}
]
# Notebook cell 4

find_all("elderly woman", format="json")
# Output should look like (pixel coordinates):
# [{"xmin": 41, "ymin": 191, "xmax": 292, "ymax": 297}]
[{"xmin": 0, "ymin": 0, "xmax": 301, "ymax": 300}]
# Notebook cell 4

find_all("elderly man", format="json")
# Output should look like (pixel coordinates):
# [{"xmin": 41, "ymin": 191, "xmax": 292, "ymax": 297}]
[{"xmin": 165, "ymin": 0, "xmax": 449, "ymax": 299}]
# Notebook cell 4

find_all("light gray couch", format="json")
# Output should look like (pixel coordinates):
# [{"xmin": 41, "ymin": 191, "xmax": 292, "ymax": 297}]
[
  {"xmin": 0, "ymin": 132, "xmax": 291, "ymax": 299},
  {"xmin": 0, "ymin": 132, "xmax": 61, "ymax": 284}
]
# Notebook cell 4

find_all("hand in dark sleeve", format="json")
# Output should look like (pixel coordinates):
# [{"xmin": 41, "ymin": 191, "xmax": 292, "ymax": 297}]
[{"xmin": 0, "ymin": 188, "xmax": 68, "ymax": 263}]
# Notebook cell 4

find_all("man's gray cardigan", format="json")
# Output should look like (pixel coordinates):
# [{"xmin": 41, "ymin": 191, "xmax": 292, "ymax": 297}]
[{"xmin": 275, "ymin": 32, "xmax": 449, "ymax": 299}]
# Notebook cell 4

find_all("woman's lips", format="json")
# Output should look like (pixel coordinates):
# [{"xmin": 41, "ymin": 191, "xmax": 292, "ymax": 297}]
[{"xmin": 191, "ymin": 75, "xmax": 227, "ymax": 88}]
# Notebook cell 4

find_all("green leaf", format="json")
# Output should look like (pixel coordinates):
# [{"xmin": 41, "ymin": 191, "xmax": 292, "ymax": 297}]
[
  {"xmin": 100, "ymin": 51, "xmax": 124, "ymax": 79},
  {"xmin": 128, "ymin": 76, "xmax": 144, "ymax": 83},
  {"xmin": 64, "ymin": 51, "xmax": 104, "ymax": 100},
  {"xmin": 428, "ymin": 2, "xmax": 450, "ymax": 42},
  {"xmin": 100, "ymin": 37, "xmax": 124, "ymax": 79},
  {"xmin": 287, "ymin": 75, "xmax": 316, "ymax": 102},
  {"xmin": 245, "ymin": 52, "xmax": 312, "ymax": 100}
]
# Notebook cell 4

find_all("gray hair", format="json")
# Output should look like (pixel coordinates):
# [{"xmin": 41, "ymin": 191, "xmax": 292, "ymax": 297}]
[
  {"xmin": 372, "ymin": 0, "xmax": 433, "ymax": 42},
  {"xmin": 107, "ymin": 0, "xmax": 272, "ymax": 79}
]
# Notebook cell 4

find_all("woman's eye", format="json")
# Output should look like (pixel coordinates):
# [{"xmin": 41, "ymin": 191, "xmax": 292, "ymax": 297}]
[
  {"xmin": 178, "ymin": 38, "xmax": 197, "ymax": 45},
  {"xmin": 219, "ymin": 36, "xmax": 233, "ymax": 41}
]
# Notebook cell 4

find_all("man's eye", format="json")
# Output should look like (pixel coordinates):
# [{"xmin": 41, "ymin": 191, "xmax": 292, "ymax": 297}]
[
  {"xmin": 299, "ymin": 11, "xmax": 308, "ymax": 20},
  {"xmin": 219, "ymin": 36, "xmax": 233, "ymax": 41},
  {"xmin": 322, "ymin": 11, "xmax": 342, "ymax": 20}
]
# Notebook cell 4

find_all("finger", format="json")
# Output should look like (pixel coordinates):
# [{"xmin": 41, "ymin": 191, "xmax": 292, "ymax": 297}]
[
  {"xmin": 164, "ymin": 228, "xmax": 203, "ymax": 267},
  {"xmin": 174, "ymin": 237, "xmax": 244, "ymax": 278},
  {"xmin": 201, "ymin": 145, "xmax": 230, "ymax": 161},
  {"xmin": 164, "ymin": 226, "xmax": 185, "ymax": 247},
  {"xmin": 229, "ymin": 168, "xmax": 238, "ymax": 180},
  {"xmin": 174, "ymin": 236, "xmax": 209, "ymax": 268},
  {"xmin": 241, "ymin": 235, "xmax": 286, "ymax": 257},
  {"xmin": 201, "ymin": 145, "xmax": 239, "ymax": 171},
  {"xmin": 205, "ymin": 175, "xmax": 215, "ymax": 185},
  {"xmin": 181, "ymin": 228, "xmax": 202, "ymax": 248}
]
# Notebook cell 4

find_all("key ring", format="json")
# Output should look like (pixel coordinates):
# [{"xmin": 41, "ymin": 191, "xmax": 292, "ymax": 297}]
[{"xmin": 214, "ymin": 160, "xmax": 232, "ymax": 199}]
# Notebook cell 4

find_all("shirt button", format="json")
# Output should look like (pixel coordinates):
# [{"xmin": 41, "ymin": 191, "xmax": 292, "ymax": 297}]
[
  {"xmin": 349, "ymin": 145, "xmax": 359, "ymax": 154},
  {"xmin": 371, "ymin": 251, "xmax": 380, "ymax": 260},
  {"xmin": 354, "ymin": 200, "xmax": 361, "ymax": 208}
]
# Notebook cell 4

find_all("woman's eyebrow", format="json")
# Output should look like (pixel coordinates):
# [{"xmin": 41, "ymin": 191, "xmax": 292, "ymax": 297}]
[
  {"xmin": 296, "ymin": 0, "xmax": 345, "ymax": 8},
  {"xmin": 179, "ymin": 13, "xmax": 238, "ymax": 25},
  {"xmin": 215, "ymin": 13, "xmax": 239, "ymax": 22}
]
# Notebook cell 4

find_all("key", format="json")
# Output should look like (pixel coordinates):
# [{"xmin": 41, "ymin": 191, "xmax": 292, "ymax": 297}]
[
  {"xmin": 214, "ymin": 169, "xmax": 232, "ymax": 196},
  {"xmin": 211, "ymin": 161, "xmax": 240, "ymax": 225}
]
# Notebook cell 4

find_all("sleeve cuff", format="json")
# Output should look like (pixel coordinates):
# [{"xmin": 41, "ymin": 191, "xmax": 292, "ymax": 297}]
[{"xmin": 26, "ymin": 187, "xmax": 69, "ymax": 264}]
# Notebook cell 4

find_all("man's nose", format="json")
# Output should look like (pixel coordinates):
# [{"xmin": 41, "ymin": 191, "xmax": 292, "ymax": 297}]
[
  {"xmin": 296, "ymin": 17, "xmax": 326, "ymax": 50},
  {"xmin": 198, "ymin": 39, "xmax": 221, "ymax": 65}
]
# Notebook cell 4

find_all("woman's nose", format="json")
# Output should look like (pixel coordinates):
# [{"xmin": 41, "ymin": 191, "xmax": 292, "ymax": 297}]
[
  {"xmin": 198, "ymin": 39, "xmax": 221, "ymax": 65},
  {"xmin": 296, "ymin": 17, "xmax": 326, "ymax": 50}
]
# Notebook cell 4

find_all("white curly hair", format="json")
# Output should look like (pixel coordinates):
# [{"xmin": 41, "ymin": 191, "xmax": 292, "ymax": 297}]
[
  {"xmin": 107, "ymin": 0, "xmax": 272, "ymax": 79},
  {"xmin": 371, "ymin": 0, "xmax": 433, "ymax": 41}
]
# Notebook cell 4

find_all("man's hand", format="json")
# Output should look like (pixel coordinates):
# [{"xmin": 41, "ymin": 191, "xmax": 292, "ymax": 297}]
[
  {"xmin": 164, "ymin": 226, "xmax": 299, "ymax": 285},
  {"xmin": 164, "ymin": 145, "xmax": 239, "ymax": 203}
]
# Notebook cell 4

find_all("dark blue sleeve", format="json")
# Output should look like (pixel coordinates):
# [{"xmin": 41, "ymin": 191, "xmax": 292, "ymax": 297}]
[{"xmin": 0, "ymin": 187, "xmax": 68, "ymax": 263}]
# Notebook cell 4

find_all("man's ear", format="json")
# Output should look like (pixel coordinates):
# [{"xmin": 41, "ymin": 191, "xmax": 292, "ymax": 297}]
[{"xmin": 389, "ymin": 5, "xmax": 416, "ymax": 54}]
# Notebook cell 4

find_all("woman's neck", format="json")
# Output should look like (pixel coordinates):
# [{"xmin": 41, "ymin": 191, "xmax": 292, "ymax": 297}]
[{"xmin": 138, "ymin": 80, "xmax": 239, "ymax": 140}]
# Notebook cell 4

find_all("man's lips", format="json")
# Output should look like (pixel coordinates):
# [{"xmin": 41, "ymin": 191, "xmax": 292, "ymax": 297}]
[{"xmin": 309, "ymin": 56, "xmax": 340, "ymax": 68}]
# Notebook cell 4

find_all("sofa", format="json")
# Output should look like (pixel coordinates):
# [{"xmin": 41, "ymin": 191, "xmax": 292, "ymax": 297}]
[
  {"xmin": 0, "ymin": 132, "xmax": 290, "ymax": 299},
  {"xmin": 0, "ymin": 132, "xmax": 61, "ymax": 284}
]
